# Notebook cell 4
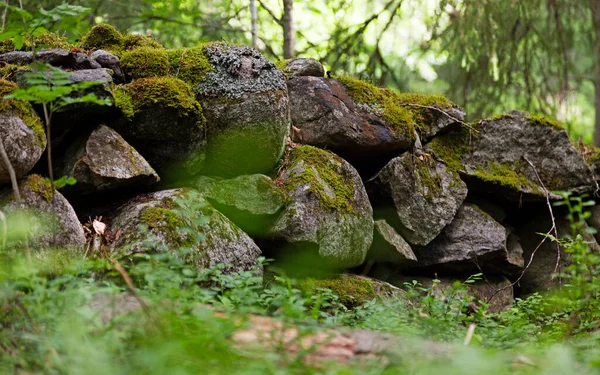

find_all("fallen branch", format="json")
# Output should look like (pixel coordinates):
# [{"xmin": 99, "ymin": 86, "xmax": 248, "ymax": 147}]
[{"xmin": 110, "ymin": 259, "xmax": 151, "ymax": 314}]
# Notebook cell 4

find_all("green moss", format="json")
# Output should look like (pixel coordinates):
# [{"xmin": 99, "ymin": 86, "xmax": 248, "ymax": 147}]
[
  {"xmin": 24, "ymin": 174, "xmax": 53, "ymax": 202},
  {"xmin": 0, "ymin": 32, "xmax": 73, "ymax": 54},
  {"xmin": 166, "ymin": 46, "xmax": 213, "ymax": 87},
  {"xmin": 114, "ymin": 77, "xmax": 205, "ymax": 126},
  {"xmin": 120, "ymin": 47, "xmax": 169, "ymax": 79},
  {"xmin": 0, "ymin": 80, "xmax": 45, "ymax": 148},
  {"xmin": 335, "ymin": 75, "xmax": 416, "ymax": 139},
  {"xmin": 284, "ymin": 145, "xmax": 355, "ymax": 213},
  {"xmin": 488, "ymin": 113, "xmax": 514, "ymax": 121},
  {"xmin": 414, "ymin": 157, "xmax": 442, "ymax": 201},
  {"xmin": 140, "ymin": 206, "xmax": 193, "ymax": 247},
  {"xmin": 473, "ymin": 161, "xmax": 542, "ymax": 194},
  {"xmin": 0, "ymin": 64, "xmax": 27, "ymax": 82},
  {"xmin": 396, "ymin": 92, "xmax": 454, "ymax": 133},
  {"xmin": 122, "ymin": 33, "xmax": 163, "ymax": 50},
  {"xmin": 426, "ymin": 126, "xmax": 474, "ymax": 173},
  {"xmin": 274, "ymin": 59, "xmax": 291, "ymax": 71},
  {"xmin": 298, "ymin": 275, "xmax": 376, "ymax": 308},
  {"xmin": 80, "ymin": 23, "xmax": 123, "ymax": 50},
  {"xmin": 526, "ymin": 113, "xmax": 563, "ymax": 129}
]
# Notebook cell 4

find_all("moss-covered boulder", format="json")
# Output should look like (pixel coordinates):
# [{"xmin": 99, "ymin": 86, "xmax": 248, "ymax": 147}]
[
  {"xmin": 366, "ymin": 152, "xmax": 467, "ymax": 246},
  {"xmin": 270, "ymin": 146, "xmax": 374, "ymax": 269},
  {"xmin": 196, "ymin": 43, "xmax": 289, "ymax": 177},
  {"xmin": 0, "ymin": 80, "xmax": 46, "ymax": 186},
  {"xmin": 58, "ymin": 125, "xmax": 159, "ymax": 194},
  {"xmin": 298, "ymin": 274, "xmax": 404, "ymax": 309},
  {"xmin": 120, "ymin": 47, "xmax": 169, "ymax": 79},
  {"xmin": 112, "ymin": 76, "xmax": 206, "ymax": 179},
  {"xmin": 410, "ymin": 203, "xmax": 524, "ymax": 275},
  {"xmin": 277, "ymin": 58, "xmax": 324, "ymax": 78},
  {"xmin": 0, "ymin": 175, "xmax": 85, "ymax": 249},
  {"xmin": 110, "ymin": 189, "xmax": 262, "ymax": 274},
  {"xmin": 368, "ymin": 219, "xmax": 417, "ymax": 266},
  {"xmin": 193, "ymin": 174, "xmax": 285, "ymax": 237},
  {"xmin": 80, "ymin": 24, "xmax": 124, "ymax": 51},
  {"xmin": 426, "ymin": 111, "xmax": 596, "ymax": 201},
  {"xmin": 287, "ymin": 77, "xmax": 415, "ymax": 175}
]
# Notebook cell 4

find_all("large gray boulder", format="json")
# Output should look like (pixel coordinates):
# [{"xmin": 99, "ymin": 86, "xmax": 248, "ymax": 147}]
[
  {"xmin": 193, "ymin": 174, "xmax": 285, "ymax": 237},
  {"xmin": 110, "ymin": 189, "xmax": 262, "ymax": 274},
  {"xmin": 411, "ymin": 203, "xmax": 524, "ymax": 274},
  {"xmin": 366, "ymin": 152, "xmax": 467, "ymax": 246},
  {"xmin": 270, "ymin": 145, "xmax": 374, "ymax": 269},
  {"xmin": 58, "ymin": 125, "xmax": 159, "ymax": 194},
  {"xmin": 287, "ymin": 77, "xmax": 414, "ymax": 174},
  {"xmin": 0, "ymin": 174, "xmax": 85, "ymax": 249},
  {"xmin": 426, "ymin": 111, "xmax": 596, "ymax": 201},
  {"xmin": 196, "ymin": 43, "xmax": 290, "ymax": 177},
  {"xmin": 0, "ymin": 83, "xmax": 46, "ymax": 186},
  {"xmin": 112, "ymin": 77, "xmax": 206, "ymax": 179}
]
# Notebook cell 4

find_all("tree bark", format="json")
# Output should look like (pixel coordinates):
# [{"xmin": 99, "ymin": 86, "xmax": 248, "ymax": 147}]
[
  {"xmin": 282, "ymin": 0, "xmax": 294, "ymax": 59},
  {"xmin": 592, "ymin": 0, "xmax": 600, "ymax": 145},
  {"xmin": 250, "ymin": 0, "xmax": 258, "ymax": 49}
]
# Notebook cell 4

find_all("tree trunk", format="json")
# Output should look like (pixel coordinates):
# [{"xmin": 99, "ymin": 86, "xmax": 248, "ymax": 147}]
[
  {"xmin": 282, "ymin": 0, "xmax": 294, "ymax": 59},
  {"xmin": 250, "ymin": 0, "xmax": 258, "ymax": 49},
  {"xmin": 592, "ymin": 0, "xmax": 600, "ymax": 145}
]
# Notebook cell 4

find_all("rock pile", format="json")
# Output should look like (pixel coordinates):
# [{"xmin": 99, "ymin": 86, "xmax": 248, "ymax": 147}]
[{"xmin": 2, "ymin": 25, "xmax": 599, "ymax": 312}]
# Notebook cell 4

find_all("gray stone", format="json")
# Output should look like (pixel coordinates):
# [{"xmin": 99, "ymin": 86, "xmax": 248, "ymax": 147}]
[
  {"xmin": 427, "ymin": 111, "xmax": 596, "ymax": 201},
  {"xmin": 369, "ymin": 219, "xmax": 417, "ymax": 265},
  {"xmin": 0, "ymin": 51, "xmax": 34, "ymax": 65},
  {"xmin": 90, "ymin": 49, "xmax": 124, "ymax": 81},
  {"xmin": 366, "ymin": 152, "xmax": 467, "ymax": 246},
  {"xmin": 110, "ymin": 189, "xmax": 262, "ymax": 274},
  {"xmin": 0, "ymin": 111, "xmax": 45, "ymax": 186},
  {"xmin": 412, "ymin": 203, "xmax": 524, "ymax": 274},
  {"xmin": 288, "ymin": 77, "xmax": 413, "ymax": 174},
  {"xmin": 194, "ymin": 174, "xmax": 285, "ymax": 237},
  {"xmin": 71, "ymin": 52, "xmax": 102, "ymax": 69},
  {"xmin": 270, "ymin": 146, "xmax": 373, "ymax": 268},
  {"xmin": 58, "ymin": 125, "xmax": 159, "ymax": 194},
  {"xmin": 0, "ymin": 175, "xmax": 85, "ymax": 249},
  {"xmin": 0, "ymin": 48, "xmax": 100, "ymax": 70},
  {"xmin": 196, "ymin": 43, "xmax": 289, "ymax": 177},
  {"xmin": 282, "ymin": 58, "xmax": 324, "ymax": 78}
]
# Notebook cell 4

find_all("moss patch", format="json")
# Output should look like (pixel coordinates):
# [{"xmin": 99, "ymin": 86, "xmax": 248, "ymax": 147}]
[
  {"xmin": 284, "ymin": 145, "xmax": 355, "ymax": 213},
  {"xmin": 473, "ymin": 161, "xmax": 542, "ymax": 193},
  {"xmin": 122, "ymin": 33, "xmax": 163, "ymax": 50},
  {"xmin": 140, "ymin": 206, "xmax": 193, "ymax": 247},
  {"xmin": 113, "ymin": 77, "xmax": 205, "ymax": 126},
  {"xmin": 120, "ymin": 47, "xmax": 169, "ymax": 79},
  {"xmin": 397, "ymin": 92, "xmax": 453, "ymax": 132},
  {"xmin": 274, "ymin": 59, "xmax": 291, "ymax": 71},
  {"xmin": 0, "ymin": 80, "xmax": 45, "ymax": 148},
  {"xmin": 414, "ymin": 157, "xmax": 442, "ymax": 201},
  {"xmin": 488, "ymin": 113, "xmax": 514, "ymax": 121},
  {"xmin": 0, "ymin": 32, "xmax": 73, "ymax": 54},
  {"xmin": 526, "ymin": 113, "xmax": 563, "ymax": 129},
  {"xmin": 80, "ymin": 24, "xmax": 123, "ymax": 50},
  {"xmin": 298, "ymin": 275, "xmax": 376, "ymax": 308},
  {"xmin": 166, "ymin": 46, "xmax": 212, "ymax": 87},
  {"xmin": 426, "ymin": 126, "xmax": 474, "ymax": 173},
  {"xmin": 24, "ymin": 174, "xmax": 53, "ymax": 202}
]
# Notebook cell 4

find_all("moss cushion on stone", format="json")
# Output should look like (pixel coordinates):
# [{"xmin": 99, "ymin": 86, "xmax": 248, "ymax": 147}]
[
  {"xmin": 0, "ymin": 80, "xmax": 45, "ymax": 147},
  {"xmin": 122, "ymin": 33, "xmax": 164, "ymax": 51},
  {"xmin": 166, "ymin": 46, "xmax": 212, "ymax": 87},
  {"xmin": 0, "ymin": 32, "xmax": 73, "ymax": 54},
  {"xmin": 120, "ymin": 47, "xmax": 169, "ymax": 79},
  {"xmin": 80, "ymin": 23, "xmax": 124, "ymax": 50}
]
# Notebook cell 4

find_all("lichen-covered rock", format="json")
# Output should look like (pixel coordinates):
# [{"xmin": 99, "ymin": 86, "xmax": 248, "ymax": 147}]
[
  {"xmin": 426, "ymin": 111, "xmax": 596, "ymax": 201},
  {"xmin": 196, "ymin": 43, "xmax": 289, "ymax": 177},
  {"xmin": 411, "ymin": 203, "xmax": 524, "ymax": 274},
  {"xmin": 0, "ymin": 175, "xmax": 85, "ymax": 249},
  {"xmin": 110, "ymin": 189, "xmax": 262, "ymax": 274},
  {"xmin": 366, "ymin": 152, "xmax": 467, "ymax": 246},
  {"xmin": 58, "ymin": 125, "xmax": 159, "ymax": 194},
  {"xmin": 288, "ymin": 77, "xmax": 414, "ymax": 174},
  {"xmin": 270, "ymin": 146, "xmax": 374, "ymax": 268},
  {"xmin": 368, "ymin": 219, "xmax": 417, "ymax": 266},
  {"xmin": 278, "ymin": 58, "xmax": 324, "ymax": 78},
  {"xmin": 112, "ymin": 76, "xmax": 206, "ymax": 179},
  {"xmin": 0, "ymin": 80, "xmax": 46, "ymax": 186},
  {"xmin": 194, "ymin": 174, "xmax": 285, "ymax": 237}
]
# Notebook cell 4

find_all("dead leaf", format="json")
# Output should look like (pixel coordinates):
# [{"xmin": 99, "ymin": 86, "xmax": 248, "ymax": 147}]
[{"xmin": 93, "ymin": 220, "xmax": 106, "ymax": 235}]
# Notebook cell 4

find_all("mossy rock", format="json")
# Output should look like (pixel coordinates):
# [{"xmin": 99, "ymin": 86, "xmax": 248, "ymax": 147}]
[
  {"xmin": 270, "ymin": 145, "xmax": 374, "ymax": 269},
  {"xmin": 298, "ymin": 274, "xmax": 404, "ymax": 309},
  {"xmin": 122, "ymin": 33, "xmax": 164, "ymax": 50},
  {"xmin": 80, "ymin": 24, "xmax": 124, "ymax": 50},
  {"xmin": 166, "ymin": 46, "xmax": 212, "ymax": 87},
  {"xmin": 110, "ymin": 189, "xmax": 262, "ymax": 274},
  {"xmin": 366, "ymin": 152, "xmax": 467, "ymax": 246},
  {"xmin": 0, "ymin": 175, "xmax": 85, "ymax": 250},
  {"xmin": 425, "ymin": 110, "xmax": 594, "ymax": 201},
  {"xmin": 120, "ymin": 47, "xmax": 169, "ymax": 79},
  {"xmin": 0, "ymin": 32, "xmax": 73, "ymax": 54},
  {"xmin": 276, "ymin": 57, "xmax": 324, "ymax": 78},
  {"xmin": 112, "ymin": 76, "xmax": 206, "ymax": 178}
]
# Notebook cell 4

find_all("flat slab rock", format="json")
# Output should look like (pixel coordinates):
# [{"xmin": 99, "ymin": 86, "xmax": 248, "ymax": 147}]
[
  {"xmin": 411, "ymin": 203, "xmax": 524, "ymax": 274},
  {"xmin": 426, "ymin": 111, "xmax": 596, "ymax": 201},
  {"xmin": 366, "ymin": 152, "xmax": 467, "ymax": 246},
  {"xmin": 196, "ymin": 43, "xmax": 290, "ymax": 177},
  {"xmin": 288, "ymin": 77, "xmax": 414, "ymax": 174},
  {"xmin": 59, "ymin": 125, "xmax": 159, "ymax": 194},
  {"xmin": 270, "ymin": 146, "xmax": 374, "ymax": 268},
  {"xmin": 368, "ymin": 219, "xmax": 417, "ymax": 266},
  {"xmin": 110, "ymin": 189, "xmax": 262, "ymax": 274}
]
